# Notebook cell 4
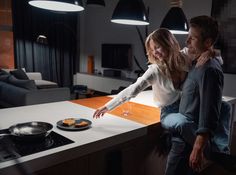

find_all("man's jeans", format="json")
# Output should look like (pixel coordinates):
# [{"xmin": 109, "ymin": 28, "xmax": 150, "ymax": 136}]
[
  {"xmin": 160, "ymin": 101, "xmax": 231, "ymax": 175},
  {"xmin": 161, "ymin": 113, "xmax": 199, "ymax": 175},
  {"xmin": 161, "ymin": 101, "xmax": 231, "ymax": 152}
]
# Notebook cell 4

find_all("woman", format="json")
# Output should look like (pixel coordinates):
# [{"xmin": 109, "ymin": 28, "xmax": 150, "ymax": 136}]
[{"xmin": 93, "ymin": 28, "xmax": 215, "ymax": 119}]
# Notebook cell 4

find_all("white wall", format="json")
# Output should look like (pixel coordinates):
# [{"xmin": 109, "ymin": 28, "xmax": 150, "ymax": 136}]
[{"xmin": 78, "ymin": 0, "xmax": 236, "ymax": 97}]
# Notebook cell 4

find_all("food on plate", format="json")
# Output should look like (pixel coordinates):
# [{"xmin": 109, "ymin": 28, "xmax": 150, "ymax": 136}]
[
  {"xmin": 60, "ymin": 118, "xmax": 90, "ymax": 129},
  {"xmin": 75, "ymin": 121, "xmax": 89, "ymax": 127},
  {"xmin": 62, "ymin": 118, "xmax": 76, "ymax": 126}
]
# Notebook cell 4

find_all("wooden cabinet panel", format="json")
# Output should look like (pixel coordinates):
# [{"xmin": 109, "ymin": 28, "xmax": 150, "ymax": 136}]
[
  {"xmin": 88, "ymin": 124, "xmax": 166, "ymax": 175},
  {"xmin": 35, "ymin": 156, "xmax": 89, "ymax": 175}
]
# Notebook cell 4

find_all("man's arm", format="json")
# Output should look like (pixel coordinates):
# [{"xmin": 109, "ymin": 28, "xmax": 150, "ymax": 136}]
[
  {"xmin": 190, "ymin": 66, "xmax": 223, "ymax": 171},
  {"xmin": 197, "ymin": 67, "xmax": 223, "ymax": 136}
]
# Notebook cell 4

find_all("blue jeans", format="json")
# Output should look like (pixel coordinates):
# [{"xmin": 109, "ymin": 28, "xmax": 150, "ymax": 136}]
[
  {"xmin": 212, "ymin": 101, "xmax": 231, "ymax": 153},
  {"xmin": 160, "ymin": 99, "xmax": 180, "ymax": 121},
  {"xmin": 161, "ymin": 100, "xmax": 197, "ymax": 175},
  {"xmin": 161, "ymin": 101, "xmax": 231, "ymax": 153},
  {"xmin": 165, "ymin": 137, "xmax": 198, "ymax": 175},
  {"xmin": 161, "ymin": 112, "xmax": 199, "ymax": 175},
  {"xmin": 161, "ymin": 101, "xmax": 231, "ymax": 175}
]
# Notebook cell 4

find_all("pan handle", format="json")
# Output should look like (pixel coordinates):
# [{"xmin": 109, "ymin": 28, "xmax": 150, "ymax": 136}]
[{"xmin": 0, "ymin": 133, "xmax": 11, "ymax": 137}]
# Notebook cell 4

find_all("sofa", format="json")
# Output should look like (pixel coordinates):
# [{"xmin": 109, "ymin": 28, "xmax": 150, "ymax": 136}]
[{"xmin": 0, "ymin": 69, "xmax": 70, "ymax": 108}]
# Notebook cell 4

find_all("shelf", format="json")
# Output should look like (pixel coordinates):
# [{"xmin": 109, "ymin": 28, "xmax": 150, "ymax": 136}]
[
  {"xmin": 75, "ymin": 72, "xmax": 134, "ymax": 94},
  {"xmin": 79, "ymin": 72, "xmax": 135, "ymax": 82}
]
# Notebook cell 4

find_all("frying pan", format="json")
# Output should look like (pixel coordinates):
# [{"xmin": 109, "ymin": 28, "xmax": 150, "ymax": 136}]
[{"xmin": 0, "ymin": 121, "xmax": 53, "ymax": 140}]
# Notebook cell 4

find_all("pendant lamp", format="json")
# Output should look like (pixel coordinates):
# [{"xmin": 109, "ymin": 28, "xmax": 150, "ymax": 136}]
[
  {"xmin": 160, "ymin": 0, "xmax": 189, "ymax": 34},
  {"xmin": 28, "ymin": 0, "xmax": 84, "ymax": 12},
  {"xmin": 87, "ymin": 0, "xmax": 105, "ymax": 7},
  {"xmin": 111, "ymin": 0, "xmax": 149, "ymax": 26}
]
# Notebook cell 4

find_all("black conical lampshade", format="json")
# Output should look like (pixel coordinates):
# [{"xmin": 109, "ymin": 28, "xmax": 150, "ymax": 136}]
[
  {"xmin": 160, "ymin": 7, "xmax": 189, "ymax": 34},
  {"xmin": 87, "ymin": 0, "xmax": 105, "ymax": 7},
  {"xmin": 111, "ymin": 0, "xmax": 149, "ymax": 26},
  {"xmin": 28, "ymin": 0, "xmax": 84, "ymax": 12}
]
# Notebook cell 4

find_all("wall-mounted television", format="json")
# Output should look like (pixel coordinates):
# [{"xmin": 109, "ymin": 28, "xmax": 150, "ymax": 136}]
[{"xmin": 101, "ymin": 44, "xmax": 132, "ymax": 70}]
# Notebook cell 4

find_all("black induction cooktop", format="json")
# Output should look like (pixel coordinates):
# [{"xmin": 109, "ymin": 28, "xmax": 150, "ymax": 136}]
[{"xmin": 0, "ymin": 130, "xmax": 74, "ymax": 163}]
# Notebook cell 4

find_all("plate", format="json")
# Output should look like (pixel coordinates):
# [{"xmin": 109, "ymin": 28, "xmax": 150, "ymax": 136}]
[{"xmin": 56, "ymin": 118, "xmax": 92, "ymax": 131}]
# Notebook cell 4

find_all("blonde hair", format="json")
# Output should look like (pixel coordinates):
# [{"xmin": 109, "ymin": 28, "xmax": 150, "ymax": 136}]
[{"xmin": 145, "ymin": 28, "xmax": 188, "ymax": 79}]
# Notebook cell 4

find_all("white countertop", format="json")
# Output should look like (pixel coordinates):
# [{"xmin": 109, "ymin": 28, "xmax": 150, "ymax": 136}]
[{"xmin": 0, "ymin": 101, "xmax": 147, "ymax": 174}]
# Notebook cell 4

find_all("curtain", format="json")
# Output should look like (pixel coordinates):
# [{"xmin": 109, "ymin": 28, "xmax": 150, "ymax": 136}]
[{"xmin": 12, "ymin": 0, "xmax": 79, "ymax": 87}]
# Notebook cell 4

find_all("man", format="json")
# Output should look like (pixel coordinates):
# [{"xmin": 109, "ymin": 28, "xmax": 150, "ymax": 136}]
[
  {"xmin": 161, "ymin": 15, "xmax": 233, "ymax": 175},
  {"xmin": 182, "ymin": 15, "xmax": 223, "ymax": 171}
]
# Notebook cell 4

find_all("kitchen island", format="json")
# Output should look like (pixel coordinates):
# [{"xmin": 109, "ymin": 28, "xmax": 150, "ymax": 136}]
[
  {"xmin": 0, "ymin": 91, "xmax": 236, "ymax": 175},
  {"xmin": 0, "ymin": 91, "xmax": 163, "ymax": 175}
]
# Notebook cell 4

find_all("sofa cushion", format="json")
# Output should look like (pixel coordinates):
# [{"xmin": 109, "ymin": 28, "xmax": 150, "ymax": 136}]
[
  {"xmin": 0, "ymin": 69, "xmax": 10, "ymax": 82},
  {"xmin": 2, "ymin": 68, "xmax": 26, "ymax": 73},
  {"xmin": 7, "ymin": 75, "xmax": 37, "ymax": 90},
  {"xmin": 10, "ymin": 69, "xmax": 29, "ymax": 80},
  {"xmin": 34, "ymin": 80, "xmax": 58, "ymax": 89},
  {"xmin": 0, "ymin": 81, "xmax": 29, "ymax": 107},
  {"xmin": 0, "ymin": 74, "xmax": 10, "ymax": 82},
  {"xmin": 0, "ymin": 69, "xmax": 9, "ymax": 75}
]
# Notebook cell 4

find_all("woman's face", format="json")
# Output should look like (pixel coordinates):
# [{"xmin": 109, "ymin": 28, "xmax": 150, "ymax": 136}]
[{"xmin": 149, "ymin": 39, "xmax": 167, "ymax": 61}]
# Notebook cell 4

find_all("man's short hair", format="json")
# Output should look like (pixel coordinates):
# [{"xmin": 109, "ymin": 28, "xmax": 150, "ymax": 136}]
[{"xmin": 190, "ymin": 15, "xmax": 219, "ymax": 44}]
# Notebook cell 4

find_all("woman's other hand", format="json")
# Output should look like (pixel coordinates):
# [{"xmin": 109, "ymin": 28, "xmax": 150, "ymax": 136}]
[
  {"xmin": 93, "ymin": 106, "xmax": 108, "ymax": 119},
  {"xmin": 196, "ymin": 47, "xmax": 215, "ymax": 67}
]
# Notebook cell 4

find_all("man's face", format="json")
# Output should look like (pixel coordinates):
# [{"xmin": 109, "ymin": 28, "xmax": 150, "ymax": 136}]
[{"xmin": 186, "ymin": 27, "xmax": 205, "ymax": 58}]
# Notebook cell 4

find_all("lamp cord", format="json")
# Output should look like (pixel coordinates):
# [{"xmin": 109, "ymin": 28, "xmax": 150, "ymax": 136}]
[
  {"xmin": 134, "ymin": 7, "xmax": 150, "ymax": 73},
  {"xmin": 133, "ymin": 55, "xmax": 145, "ymax": 73}
]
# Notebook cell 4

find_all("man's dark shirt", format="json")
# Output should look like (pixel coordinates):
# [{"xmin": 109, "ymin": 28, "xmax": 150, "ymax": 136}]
[{"xmin": 179, "ymin": 58, "xmax": 224, "ymax": 135}]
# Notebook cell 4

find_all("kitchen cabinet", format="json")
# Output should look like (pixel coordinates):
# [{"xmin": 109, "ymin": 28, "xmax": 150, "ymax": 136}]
[{"xmin": 34, "ymin": 124, "xmax": 166, "ymax": 175}]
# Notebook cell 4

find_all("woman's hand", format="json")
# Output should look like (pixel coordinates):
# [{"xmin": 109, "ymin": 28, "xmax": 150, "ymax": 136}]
[
  {"xmin": 93, "ymin": 106, "xmax": 108, "ymax": 119},
  {"xmin": 196, "ymin": 48, "xmax": 215, "ymax": 67}
]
